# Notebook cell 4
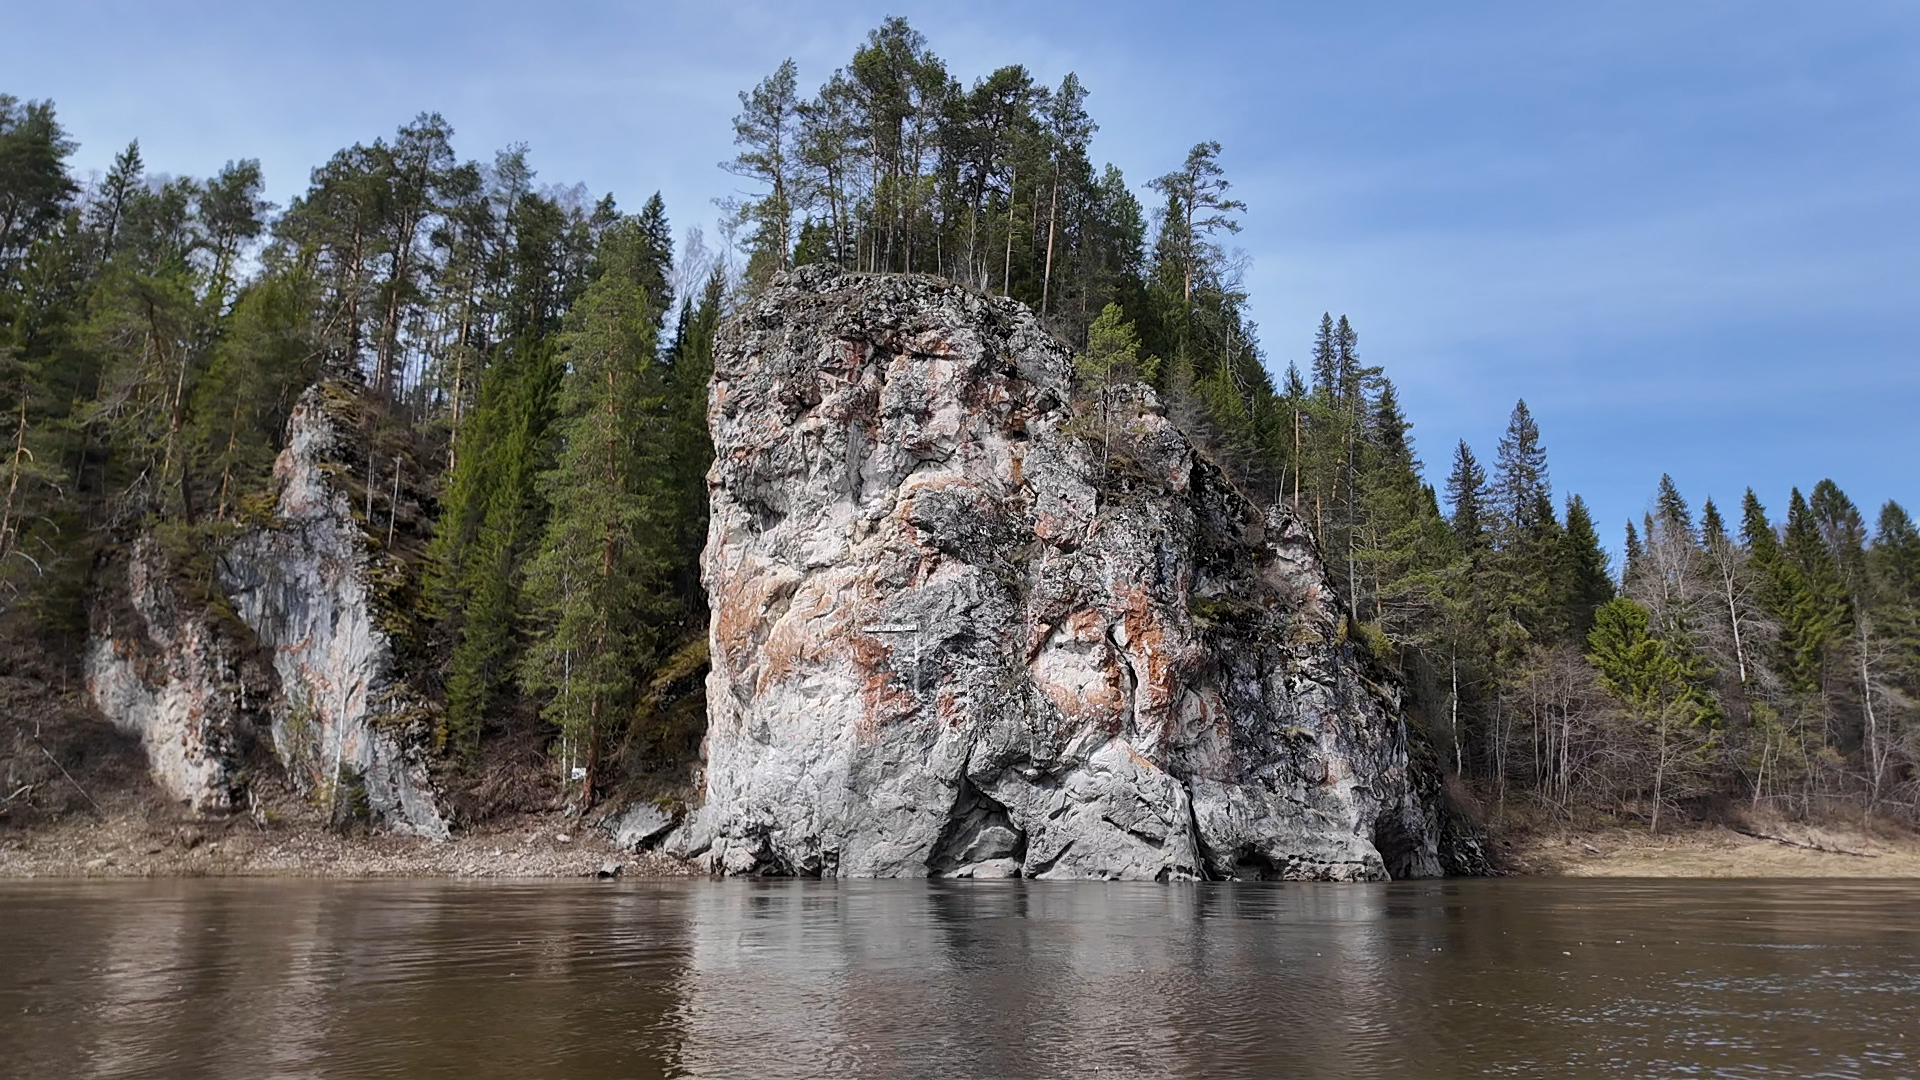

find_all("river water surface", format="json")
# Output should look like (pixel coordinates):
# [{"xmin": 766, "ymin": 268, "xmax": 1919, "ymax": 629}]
[{"xmin": 1, "ymin": 878, "xmax": 1915, "ymax": 1078}]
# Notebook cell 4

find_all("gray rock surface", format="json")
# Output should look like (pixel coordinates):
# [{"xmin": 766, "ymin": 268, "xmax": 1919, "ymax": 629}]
[
  {"xmin": 608, "ymin": 802, "xmax": 676, "ymax": 850},
  {"xmin": 219, "ymin": 388, "xmax": 448, "ymax": 838},
  {"xmin": 85, "ymin": 537, "xmax": 263, "ymax": 813},
  {"xmin": 681, "ymin": 267, "xmax": 1478, "ymax": 880}
]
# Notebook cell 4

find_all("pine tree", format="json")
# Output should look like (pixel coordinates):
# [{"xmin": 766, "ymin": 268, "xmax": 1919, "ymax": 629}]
[
  {"xmin": 1587, "ymin": 597, "xmax": 1721, "ymax": 832},
  {"xmin": 725, "ymin": 58, "xmax": 803, "ymax": 289},
  {"xmin": 1075, "ymin": 302, "xmax": 1156, "ymax": 389},
  {"xmin": 1147, "ymin": 141, "xmax": 1242, "ymax": 311},
  {"xmin": 0, "ymin": 96, "xmax": 78, "ymax": 271},
  {"xmin": 85, "ymin": 140, "xmax": 142, "ymax": 261}
]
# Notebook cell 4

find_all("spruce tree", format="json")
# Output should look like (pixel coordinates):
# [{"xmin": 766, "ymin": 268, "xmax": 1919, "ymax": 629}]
[
  {"xmin": 1739, "ymin": 489, "xmax": 1779, "ymax": 565},
  {"xmin": 1356, "ymin": 379, "xmax": 1445, "ymax": 636},
  {"xmin": 1810, "ymin": 479, "xmax": 1869, "ymax": 603},
  {"xmin": 1868, "ymin": 501, "xmax": 1920, "ymax": 702},
  {"xmin": 1488, "ymin": 400, "xmax": 1564, "ymax": 646},
  {"xmin": 1871, "ymin": 501, "xmax": 1920, "ymax": 609},
  {"xmin": 1445, "ymin": 440, "xmax": 1488, "ymax": 554},
  {"xmin": 433, "ymin": 332, "xmax": 563, "ymax": 752},
  {"xmin": 1772, "ymin": 487, "xmax": 1849, "ymax": 693},
  {"xmin": 1655, "ymin": 473, "xmax": 1694, "ymax": 541},
  {"xmin": 1558, "ymin": 494, "xmax": 1613, "ymax": 637}
]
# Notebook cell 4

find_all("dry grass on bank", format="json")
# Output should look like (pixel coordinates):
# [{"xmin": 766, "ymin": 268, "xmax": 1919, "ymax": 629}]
[{"xmin": 1494, "ymin": 805, "xmax": 1920, "ymax": 878}]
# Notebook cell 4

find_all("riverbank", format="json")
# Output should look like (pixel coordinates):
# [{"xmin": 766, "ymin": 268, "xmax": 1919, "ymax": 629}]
[
  {"xmin": 9, "ymin": 806, "xmax": 1920, "ymax": 879},
  {"xmin": 0, "ymin": 805, "xmax": 694, "ymax": 880},
  {"xmin": 1499, "ymin": 815, "xmax": 1920, "ymax": 877}
]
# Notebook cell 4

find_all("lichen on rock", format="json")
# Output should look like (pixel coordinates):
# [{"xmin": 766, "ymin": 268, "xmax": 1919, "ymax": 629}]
[
  {"xmin": 680, "ymin": 266, "xmax": 1481, "ymax": 880},
  {"xmin": 85, "ymin": 536, "xmax": 267, "ymax": 814}
]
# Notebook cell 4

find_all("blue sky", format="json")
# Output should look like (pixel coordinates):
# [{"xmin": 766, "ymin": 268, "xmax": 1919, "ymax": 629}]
[{"xmin": 7, "ymin": 0, "xmax": 1915, "ymax": 552}]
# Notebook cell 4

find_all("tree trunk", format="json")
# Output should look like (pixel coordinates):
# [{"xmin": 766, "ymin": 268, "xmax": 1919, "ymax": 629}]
[
  {"xmin": 1003, "ymin": 164, "xmax": 1017, "ymax": 296},
  {"xmin": 0, "ymin": 391, "xmax": 28, "ymax": 571},
  {"xmin": 1861, "ymin": 638, "xmax": 1884, "ymax": 814},
  {"xmin": 1722, "ymin": 568, "xmax": 1748, "ymax": 683},
  {"xmin": 1651, "ymin": 712, "xmax": 1668, "ymax": 835},
  {"xmin": 1040, "ymin": 177, "xmax": 1059, "ymax": 315}
]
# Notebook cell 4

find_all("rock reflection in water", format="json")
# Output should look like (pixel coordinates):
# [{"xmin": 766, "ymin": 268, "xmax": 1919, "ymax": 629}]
[
  {"xmin": 1, "ymin": 879, "xmax": 1916, "ymax": 1079},
  {"xmin": 667, "ymin": 883, "xmax": 1404, "ymax": 1075}
]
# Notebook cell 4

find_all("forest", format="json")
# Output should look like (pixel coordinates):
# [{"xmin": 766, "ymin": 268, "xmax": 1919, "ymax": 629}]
[{"xmin": 0, "ymin": 17, "xmax": 1914, "ymax": 829}]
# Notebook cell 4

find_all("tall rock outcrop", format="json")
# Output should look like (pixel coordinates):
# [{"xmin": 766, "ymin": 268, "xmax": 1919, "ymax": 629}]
[
  {"xmin": 683, "ymin": 267, "xmax": 1479, "ymax": 880},
  {"xmin": 219, "ymin": 387, "xmax": 448, "ymax": 837}
]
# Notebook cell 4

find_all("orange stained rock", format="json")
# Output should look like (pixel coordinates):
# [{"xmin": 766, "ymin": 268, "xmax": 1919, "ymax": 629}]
[
  {"xmin": 1030, "ymin": 609, "xmax": 1129, "ymax": 732},
  {"xmin": 755, "ymin": 581, "xmax": 844, "ymax": 692},
  {"xmin": 852, "ymin": 632, "xmax": 921, "ymax": 735},
  {"xmin": 1118, "ymin": 586, "xmax": 1178, "ymax": 715}
]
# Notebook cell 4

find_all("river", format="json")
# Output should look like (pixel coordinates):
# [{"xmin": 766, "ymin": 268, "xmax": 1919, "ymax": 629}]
[{"xmin": 1, "ymin": 878, "xmax": 1914, "ymax": 1078}]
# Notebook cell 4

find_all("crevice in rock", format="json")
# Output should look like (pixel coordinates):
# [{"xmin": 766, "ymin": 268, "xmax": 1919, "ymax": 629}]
[
  {"xmin": 1180, "ymin": 781, "xmax": 1220, "ymax": 882},
  {"xmin": 1372, "ymin": 801, "xmax": 1422, "ymax": 880},
  {"xmin": 929, "ymin": 777, "xmax": 1026, "ymax": 876},
  {"xmin": 1023, "ymin": 837, "xmax": 1073, "ymax": 878}
]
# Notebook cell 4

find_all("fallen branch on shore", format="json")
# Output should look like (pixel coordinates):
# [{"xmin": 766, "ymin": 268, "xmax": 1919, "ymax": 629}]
[
  {"xmin": 1731, "ymin": 826, "xmax": 1876, "ymax": 858},
  {"xmin": 35, "ymin": 740, "xmax": 103, "ymax": 815}
]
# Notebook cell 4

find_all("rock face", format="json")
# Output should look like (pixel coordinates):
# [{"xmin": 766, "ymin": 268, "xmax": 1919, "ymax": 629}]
[
  {"xmin": 85, "ymin": 537, "xmax": 267, "ymax": 813},
  {"xmin": 218, "ymin": 388, "xmax": 448, "ymax": 838},
  {"xmin": 683, "ymin": 267, "xmax": 1475, "ymax": 880},
  {"xmin": 86, "ymin": 389, "xmax": 448, "ymax": 836}
]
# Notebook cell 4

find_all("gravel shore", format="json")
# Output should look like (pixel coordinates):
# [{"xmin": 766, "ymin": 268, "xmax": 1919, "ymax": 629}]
[{"xmin": 0, "ymin": 805, "xmax": 694, "ymax": 880}]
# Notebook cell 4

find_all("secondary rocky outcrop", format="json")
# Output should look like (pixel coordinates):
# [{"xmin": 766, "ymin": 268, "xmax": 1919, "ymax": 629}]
[
  {"xmin": 218, "ymin": 388, "xmax": 447, "ymax": 837},
  {"xmin": 88, "ymin": 387, "xmax": 447, "ymax": 837},
  {"xmin": 680, "ymin": 266, "xmax": 1480, "ymax": 880}
]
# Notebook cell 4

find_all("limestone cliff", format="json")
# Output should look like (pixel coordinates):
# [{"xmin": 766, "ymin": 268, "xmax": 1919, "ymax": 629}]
[
  {"xmin": 682, "ymin": 267, "xmax": 1482, "ymax": 880},
  {"xmin": 219, "ymin": 388, "xmax": 447, "ymax": 837}
]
